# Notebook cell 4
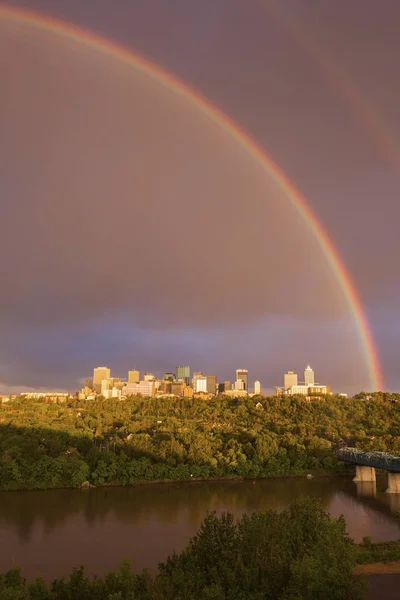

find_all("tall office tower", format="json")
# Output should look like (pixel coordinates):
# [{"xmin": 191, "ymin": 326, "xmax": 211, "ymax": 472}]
[
  {"xmin": 93, "ymin": 367, "xmax": 111, "ymax": 393},
  {"xmin": 206, "ymin": 375, "xmax": 217, "ymax": 395},
  {"xmin": 195, "ymin": 376, "xmax": 207, "ymax": 393},
  {"xmin": 304, "ymin": 365, "xmax": 315, "ymax": 386},
  {"xmin": 235, "ymin": 379, "xmax": 244, "ymax": 391},
  {"xmin": 176, "ymin": 365, "xmax": 191, "ymax": 385},
  {"xmin": 284, "ymin": 371, "xmax": 298, "ymax": 389},
  {"xmin": 101, "ymin": 379, "xmax": 110, "ymax": 396},
  {"xmin": 236, "ymin": 369, "xmax": 248, "ymax": 391},
  {"xmin": 192, "ymin": 371, "xmax": 203, "ymax": 390},
  {"xmin": 224, "ymin": 381, "xmax": 231, "ymax": 391},
  {"xmin": 128, "ymin": 370, "xmax": 140, "ymax": 384},
  {"xmin": 254, "ymin": 381, "xmax": 261, "ymax": 395}
]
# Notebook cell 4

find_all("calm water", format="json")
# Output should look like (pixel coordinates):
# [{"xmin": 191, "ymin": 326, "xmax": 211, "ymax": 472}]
[{"xmin": 0, "ymin": 476, "xmax": 399, "ymax": 580}]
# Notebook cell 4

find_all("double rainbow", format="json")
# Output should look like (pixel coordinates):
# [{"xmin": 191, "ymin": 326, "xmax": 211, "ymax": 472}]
[{"xmin": 0, "ymin": 4, "xmax": 383, "ymax": 390}]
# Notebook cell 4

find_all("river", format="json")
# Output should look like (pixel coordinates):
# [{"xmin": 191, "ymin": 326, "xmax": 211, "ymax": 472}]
[{"xmin": 0, "ymin": 476, "xmax": 399, "ymax": 583}]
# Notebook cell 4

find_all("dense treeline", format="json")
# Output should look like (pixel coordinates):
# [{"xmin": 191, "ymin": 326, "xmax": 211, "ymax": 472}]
[
  {"xmin": 0, "ymin": 498, "xmax": 367, "ymax": 599},
  {"xmin": 0, "ymin": 393, "xmax": 399, "ymax": 490}
]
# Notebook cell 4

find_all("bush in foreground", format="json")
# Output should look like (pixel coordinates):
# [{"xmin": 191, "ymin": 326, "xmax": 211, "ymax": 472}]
[{"xmin": 0, "ymin": 498, "xmax": 366, "ymax": 600}]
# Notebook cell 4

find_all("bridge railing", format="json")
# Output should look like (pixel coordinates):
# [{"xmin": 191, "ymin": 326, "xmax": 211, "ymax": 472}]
[{"xmin": 336, "ymin": 447, "xmax": 400, "ymax": 473}]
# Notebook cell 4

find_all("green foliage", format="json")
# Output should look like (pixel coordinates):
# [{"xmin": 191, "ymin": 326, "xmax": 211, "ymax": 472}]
[
  {"xmin": 0, "ymin": 499, "xmax": 367, "ymax": 599},
  {"xmin": 0, "ymin": 393, "xmax": 399, "ymax": 490},
  {"xmin": 356, "ymin": 538, "xmax": 400, "ymax": 564}
]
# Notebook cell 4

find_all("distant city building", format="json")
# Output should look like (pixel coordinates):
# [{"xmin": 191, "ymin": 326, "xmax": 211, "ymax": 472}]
[
  {"xmin": 183, "ymin": 385, "xmax": 194, "ymax": 398},
  {"xmin": 223, "ymin": 388, "xmax": 247, "ymax": 398},
  {"xmin": 254, "ymin": 381, "xmax": 261, "ymax": 395},
  {"xmin": 308, "ymin": 385, "xmax": 330, "ymax": 395},
  {"xmin": 284, "ymin": 371, "xmax": 298, "ymax": 389},
  {"xmin": 122, "ymin": 381, "xmax": 155, "ymax": 397},
  {"xmin": 171, "ymin": 381, "xmax": 185, "ymax": 396},
  {"xmin": 144, "ymin": 373, "xmax": 156, "ymax": 381},
  {"xmin": 195, "ymin": 376, "xmax": 207, "ymax": 393},
  {"xmin": 288, "ymin": 385, "xmax": 310, "ymax": 396},
  {"xmin": 235, "ymin": 379, "xmax": 245, "ymax": 391},
  {"xmin": 236, "ymin": 369, "xmax": 248, "ymax": 391},
  {"xmin": 158, "ymin": 381, "xmax": 172, "ymax": 394},
  {"xmin": 304, "ymin": 365, "xmax": 315, "ymax": 386},
  {"xmin": 224, "ymin": 380, "xmax": 231, "ymax": 391},
  {"xmin": 176, "ymin": 366, "xmax": 191, "ymax": 385},
  {"xmin": 93, "ymin": 367, "xmax": 111, "ymax": 393},
  {"xmin": 128, "ymin": 370, "xmax": 140, "ymax": 384},
  {"xmin": 85, "ymin": 379, "xmax": 93, "ymax": 389},
  {"xmin": 101, "ymin": 379, "xmax": 110, "ymax": 396},
  {"xmin": 192, "ymin": 371, "xmax": 204, "ymax": 391},
  {"xmin": 163, "ymin": 373, "xmax": 176, "ymax": 382},
  {"xmin": 206, "ymin": 375, "xmax": 217, "ymax": 395}
]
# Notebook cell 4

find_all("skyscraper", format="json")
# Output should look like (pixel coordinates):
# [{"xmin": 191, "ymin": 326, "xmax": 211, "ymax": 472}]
[
  {"xmin": 284, "ymin": 371, "xmax": 298, "ymax": 389},
  {"xmin": 254, "ymin": 381, "xmax": 261, "ymax": 395},
  {"xmin": 128, "ymin": 370, "xmax": 140, "ymax": 384},
  {"xmin": 236, "ymin": 369, "xmax": 248, "ymax": 391},
  {"xmin": 206, "ymin": 375, "xmax": 217, "ymax": 395},
  {"xmin": 176, "ymin": 365, "xmax": 190, "ymax": 385},
  {"xmin": 93, "ymin": 367, "xmax": 111, "ymax": 393},
  {"xmin": 304, "ymin": 365, "xmax": 315, "ymax": 386}
]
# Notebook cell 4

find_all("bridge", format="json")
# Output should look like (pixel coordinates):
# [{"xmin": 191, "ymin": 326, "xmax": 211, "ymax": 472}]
[{"xmin": 336, "ymin": 447, "xmax": 400, "ymax": 493}]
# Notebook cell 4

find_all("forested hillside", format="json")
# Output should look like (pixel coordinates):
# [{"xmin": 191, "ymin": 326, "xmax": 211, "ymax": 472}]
[{"xmin": 0, "ymin": 393, "xmax": 399, "ymax": 490}]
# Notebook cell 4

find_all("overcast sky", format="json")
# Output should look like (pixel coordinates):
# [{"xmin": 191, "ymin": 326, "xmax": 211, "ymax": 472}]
[{"xmin": 1, "ymin": 0, "xmax": 400, "ymax": 394}]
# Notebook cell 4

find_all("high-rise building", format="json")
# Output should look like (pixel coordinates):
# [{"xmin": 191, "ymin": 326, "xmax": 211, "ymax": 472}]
[
  {"xmin": 85, "ymin": 379, "xmax": 93, "ymax": 390},
  {"xmin": 224, "ymin": 381, "xmax": 231, "ymax": 391},
  {"xmin": 176, "ymin": 365, "xmax": 191, "ymax": 385},
  {"xmin": 93, "ymin": 367, "xmax": 111, "ymax": 393},
  {"xmin": 206, "ymin": 375, "xmax": 217, "ymax": 395},
  {"xmin": 192, "ymin": 371, "xmax": 203, "ymax": 391},
  {"xmin": 144, "ymin": 373, "xmax": 155, "ymax": 381},
  {"xmin": 235, "ymin": 379, "xmax": 244, "ymax": 391},
  {"xmin": 101, "ymin": 379, "xmax": 110, "ymax": 396},
  {"xmin": 163, "ymin": 372, "xmax": 176, "ymax": 381},
  {"xmin": 304, "ymin": 365, "xmax": 315, "ymax": 386},
  {"xmin": 128, "ymin": 370, "xmax": 140, "ymax": 384},
  {"xmin": 236, "ymin": 369, "xmax": 248, "ymax": 391},
  {"xmin": 194, "ymin": 376, "xmax": 207, "ymax": 393},
  {"xmin": 171, "ymin": 381, "xmax": 184, "ymax": 396},
  {"xmin": 284, "ymin": 371, "xmax": 298, "ymax": 389},
  {"xmin": 254, "ymin": 381, "xmax": 261, "ymax": 395}
]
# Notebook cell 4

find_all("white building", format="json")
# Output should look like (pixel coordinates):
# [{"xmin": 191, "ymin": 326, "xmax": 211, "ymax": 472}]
[
  {"xmin": 101, "ymin": 379, "xmax": 110, "ymax": 395},
  {"xmin": 304, "ymin": 365, "xmax": 315, "ymax": 386},
  {"xmin": 288, "ymin": 385, "xmax": 310, "ymax": 396},
  {"xmin": 235, "ymin": 379, "xmax": 245, "ymax": 391},
  {"xmin": 195, "ymin": 376, "xmax": 207, "ymax": 393},
  {"xmin": 93, "ymin": 367, "xmax": 111, "ymax": 393},
  {"xmin": 284, "ymin": 371, "xmax": 298, "ymax": 389},
  {"xmin": 254, "ymin": 381, "xmax": 261, "ymax": 395}
]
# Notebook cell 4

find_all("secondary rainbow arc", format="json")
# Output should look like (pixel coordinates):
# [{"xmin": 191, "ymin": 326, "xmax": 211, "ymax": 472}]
[{"xmin": 0, "ymin": 4, "xmax": 384, "ymax": 390}]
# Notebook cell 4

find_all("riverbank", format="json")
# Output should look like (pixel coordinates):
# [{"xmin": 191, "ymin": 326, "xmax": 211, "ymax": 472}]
[
  {"xmin": 0, "ymin": 470, "xmax": 349, "ymax": 493},
  {"xmin": 356, "ymin": 562, "xmax": 400, "ymax": 574}
]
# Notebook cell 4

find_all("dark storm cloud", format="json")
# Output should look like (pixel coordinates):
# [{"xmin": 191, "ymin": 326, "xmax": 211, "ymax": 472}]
[{"xmin": 1, "ymin": 0, "xmax": 400, "ymax": 391}]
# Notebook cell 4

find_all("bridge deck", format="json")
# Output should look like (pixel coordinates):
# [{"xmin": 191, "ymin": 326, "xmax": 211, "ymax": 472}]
[{"xmin": 337, "ymin": 448, "xmax": 400, "ymax": 473}]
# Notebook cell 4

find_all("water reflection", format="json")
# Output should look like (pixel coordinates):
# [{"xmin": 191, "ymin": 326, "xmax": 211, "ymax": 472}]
[
  {"xmin": 0, "ymin": 477, "xmax": 399, "ymax": 580},
  {"xmin": 355, "ymin": 481, "xmax": 377, "ymax": 498}
]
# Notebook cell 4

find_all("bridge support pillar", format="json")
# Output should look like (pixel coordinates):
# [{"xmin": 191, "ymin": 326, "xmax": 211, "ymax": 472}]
[
  {"xmin": 386, "ymin": 472, "xmax": 400, "ymax": 494},
  {"xmin": 353, "ymin": 465, "xmax": 376, "ymax": 482}
]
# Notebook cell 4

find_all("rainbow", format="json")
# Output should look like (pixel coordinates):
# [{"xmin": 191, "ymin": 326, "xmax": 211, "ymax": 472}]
[{"xmin": 0, "ymin": 4, "xmax": 384, "ymax": 390}]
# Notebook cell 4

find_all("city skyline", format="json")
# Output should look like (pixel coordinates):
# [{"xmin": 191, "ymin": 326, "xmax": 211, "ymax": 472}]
[{"xmin": 2, "ymin": 1, "xmax": 400, "ymax": 395}]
